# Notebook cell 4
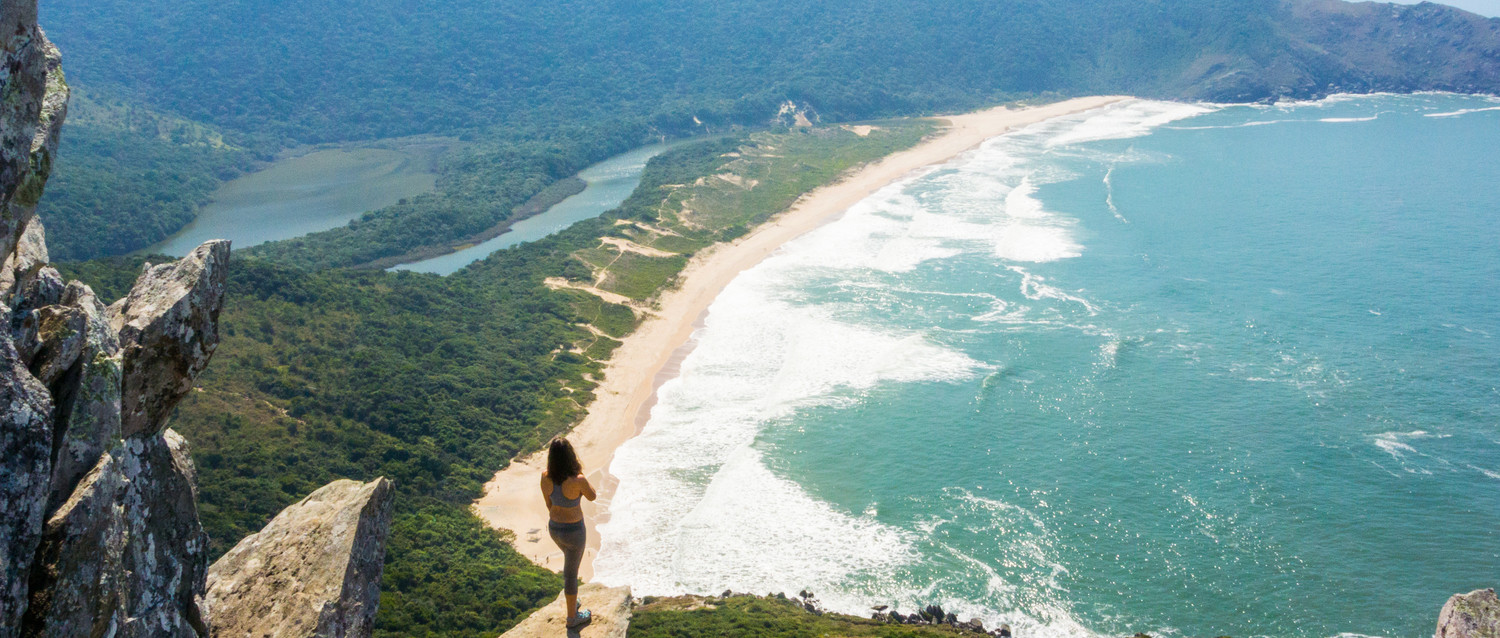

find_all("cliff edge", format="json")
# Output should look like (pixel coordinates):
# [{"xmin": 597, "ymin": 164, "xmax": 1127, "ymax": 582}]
[{"xmin": 1, "ymin": 1, "xmax": 397, "ymax": 636}]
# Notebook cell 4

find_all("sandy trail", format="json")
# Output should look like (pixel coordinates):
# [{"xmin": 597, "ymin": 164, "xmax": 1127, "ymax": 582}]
[{"xmin": 473, "ymin": 96, "xmax": 1130, "ymax": 579}]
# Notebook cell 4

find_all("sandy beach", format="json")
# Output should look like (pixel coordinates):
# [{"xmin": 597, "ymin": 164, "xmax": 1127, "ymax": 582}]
[{"xmin": 472, "ymin": 95, "xmax": 1129, "ymax": 579}]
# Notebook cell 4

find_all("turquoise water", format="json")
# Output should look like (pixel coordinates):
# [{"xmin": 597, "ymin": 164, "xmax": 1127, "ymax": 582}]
[
  {"xmin": 393, "ymin": 141, "xmax": 680, "ymax": 274},
  {"xmin": 594, "ymin": 94, "xmax": 1500, "ymax": 638}
]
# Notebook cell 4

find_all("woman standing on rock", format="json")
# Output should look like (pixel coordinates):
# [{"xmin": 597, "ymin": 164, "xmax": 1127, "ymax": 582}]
[{"xmin": 541, "ymin": 437, "xmax": 597, "ymax": 628}]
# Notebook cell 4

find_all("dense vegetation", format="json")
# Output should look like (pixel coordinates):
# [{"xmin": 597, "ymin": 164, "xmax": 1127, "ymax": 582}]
[
  {"xmin": 243, "ymin": 124, "xmax": 653, "ymax": 270},
  {"xmin": 59, "ymin": 126, "xmax": 927, "ymax": 637},
  {"xmin": 35, "ymin": 0, "xmax": 1500, "ymax": 634},
  {"xmin": 40, "ymin": 94, "xmax": 260, "ymax": 260},
  {"xmin": 41, "ymin": 0, "xmax": 1500, "ymax": 144},
  {"xmin": 38, "ymin": 0, "xmax": 1499, "ymax": 264},
  {"xmin": 629, "ymin": 595, "xmax": 987, "ymax": 638},
  {"xmin": 64, "ymin": 233, "xmax": 605, "ymax": 636}
]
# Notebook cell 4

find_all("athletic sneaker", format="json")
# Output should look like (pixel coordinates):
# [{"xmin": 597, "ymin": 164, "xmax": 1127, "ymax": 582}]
[{"xmin": 566, "ymin": 609, "xmax": 592, "ymax": 628}]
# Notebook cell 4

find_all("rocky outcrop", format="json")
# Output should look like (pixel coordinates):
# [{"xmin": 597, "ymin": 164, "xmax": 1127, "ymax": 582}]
[
  {"xmin": 206, "ymin": 478, "xmax": 395, "ymax": 638},
  {"xmin": 109, "ymin": 241, "xmax": 229, "ymax": 438},
  {"xmin": 118, "ymin": 429, "xmax": 212, "ymax": 637},
  {"xmin": 2, "ymin": 3, "xmax": 395, "ymax": 638},
  {"xmin": 0, "ymin": 337, "xmax": 53, "ymax": 635},
  {"xmin": 500, "ymin": 584, "xmax": 633, "ymax": 638},
  {"xmin": 20, "ymin": 450, "xmax": 127, "ymax": 637},
  {"xmin": 1437, "ymin": 589, "xmax": 1500, "ymax": 638}
]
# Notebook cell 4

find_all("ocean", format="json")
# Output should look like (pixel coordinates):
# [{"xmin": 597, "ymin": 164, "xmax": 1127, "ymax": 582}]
[{"xmin": 592, "ymin": 94, "xmax": 1500, "ymax": 638}]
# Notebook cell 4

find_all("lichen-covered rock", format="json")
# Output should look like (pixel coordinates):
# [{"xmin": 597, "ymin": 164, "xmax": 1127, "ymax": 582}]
[
  {"xmin": 5, "ymin": 4, "xmax": 396, "ymax": 637},
  {"xmin": 0, "ymin": 337, "xmax": 53, "ymax": 638},
  {"xmin": 45, "ymin": 282, "xmax": 122, "ymax": 513},
  {"xmin": 17, "ymin": 304, "xmax": 86, "ymax": 386},
  {"xmin": 1, "ymin": 3, "xmax": 68, "ymax": 271},
  {"xmin": 207, "ymin": 478, "xmax": 395, "ymax": 638},
  {"xmin": 1436, "ymin": 588, "xmax": 1500, "ymax": 638},
  {"xmin": 119, "ymin": 429, "xmax": 210, "ymax": 638},
  {"xmin": 20, "ymin": 451, "xmax": 127, "ymax": 638},
  {"xmin": 0, "ymin": 217, "xmax": 52, "ymax": 301},
  {"xmin": 108, "ymin": 240, "xmax": 230, "ymax": 437}
]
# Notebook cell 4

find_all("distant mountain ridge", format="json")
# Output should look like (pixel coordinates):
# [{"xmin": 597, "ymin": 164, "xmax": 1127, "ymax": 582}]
[{"xmin": 40, "ymin": 0, "xmax": 1500, "ymax": 144}]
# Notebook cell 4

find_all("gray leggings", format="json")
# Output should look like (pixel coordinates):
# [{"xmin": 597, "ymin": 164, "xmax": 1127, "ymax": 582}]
[{"xmin": 548, "ymin": 520, "xmax": 587, "ymax": 596}]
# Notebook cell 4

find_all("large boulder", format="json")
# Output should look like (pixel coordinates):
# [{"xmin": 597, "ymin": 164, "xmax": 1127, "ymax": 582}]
[
  {"xmin": 499, "ymin": 584, "xmax": 634, "ymax": 638},
  {"xmin": 44, "ymin": 282, "xmax": 123, "ymax": 514},
  {"xmin": 118, "ymin": 429, "xmax": 211, "ymax": 638},
  {"xmin": 20, "ymin": 451, "xmax": 128, "ymax": 638},
  {"xmin": 207, "ymin": 478, "xmax": 395, "ymax": 638},
  {"xmin": 108, "ymin": 240, "xmax": 230, "ymax": 437},
  {"xmin": 0, "ymin": 337, "xmax": 53, "ymax": 638},
  {"xmin": 4, "ymin": 4, "xmax": 398, "ymax": 637},
  {"xmin": 1437, "ymin": 589, "xmax": 1500, "ymax": 638},
  {"xmin": 0, "ymin": 2, "xmax": 67, "ymax": 273}
]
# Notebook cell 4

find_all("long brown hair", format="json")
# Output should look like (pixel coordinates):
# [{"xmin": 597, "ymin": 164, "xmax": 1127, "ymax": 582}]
[{"xmin": 547, "ymin": 437, "xmax": 582, "ymax": 482}]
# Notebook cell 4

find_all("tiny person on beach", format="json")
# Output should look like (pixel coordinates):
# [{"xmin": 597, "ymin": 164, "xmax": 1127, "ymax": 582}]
[{"xmin": 541, "ymin": 437, "xmax": 597, "ymax": 628}]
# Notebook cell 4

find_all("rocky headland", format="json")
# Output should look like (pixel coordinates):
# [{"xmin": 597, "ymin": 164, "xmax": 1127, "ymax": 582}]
[{"xmin": 1, "ymin": 2, "xmax": 396, "ymax": 636}]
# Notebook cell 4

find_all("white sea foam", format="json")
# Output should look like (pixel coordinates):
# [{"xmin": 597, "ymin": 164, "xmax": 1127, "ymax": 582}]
[
  {"xmin": 1045, "ymin": 100, "xmax": 1216, "ymax": 147},
  {"xmin": 595, "ymin": 271, "xmax": 983, "ymax": 593},
  {"xmin": 1006, "ymin": 266, "xmax": 1098, "ymax": 314},
  {"xmin": 1424, "ymin": 105, "xmax": 1500, "ymax": 118},
  {"xmin": 1103, "ymin": 165, "xmax": 1127, "ymax": 223},
  {"xmin": 1369, "ymin": 430, "xmax": 1459, "ymax": 475},
  {"xmin": 599, "ymin": 98, "xmax": 1220, "ymax": 637},
  {"xmin": 1172, "ymin": 115, "xmax": 1377, "ymax": 130},
  {"xmin": 994, "ymin": 178, "xmax": 1083, "ymax": 262},
  {"xmin": 1468, "ymin": 464, "xmax": 1500, "ymax": 481}
]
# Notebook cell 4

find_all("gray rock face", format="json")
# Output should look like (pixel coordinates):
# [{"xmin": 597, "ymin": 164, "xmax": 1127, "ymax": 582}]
[
  {"xmin": 1, "ymin": 1, "xmax": 67, "ymax": 275},
  {"xmin": 207, "ymin": 478, "xmax": 395, "ymax": 638},
  {"xmin": 109, "ymin": 240, "xmax": 230, "ymax": 438},
  {"xmin": 45, "ymin": 281, "xmax": 122, "ymax": 514},
  {"xmin": 1437, "ymin": 589, "xmax": 1500, "ymax": 638},
  {"xmin": 119, "ymin": 430, "xmax": 211, "ymax": 638},
  {"xmin": 21, "ymin": 451, "xmax": 127, "ymax": 638},
  {"xmin": 0, "ymin": 337, "xmax": 53, "ymax": 637},
  {"xmin": 3, "ymin": 4, "xmax": 396, "ymax": 638}
]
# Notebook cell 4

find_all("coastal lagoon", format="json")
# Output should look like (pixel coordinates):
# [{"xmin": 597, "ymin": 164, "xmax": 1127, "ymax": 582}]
[
  {"xmin": 146, "ymin": 144, "xmax": 442, "ymax": 256},
  {"xmin": 594, "ymin": 94, "xmax": 1500, "ymax": 638},
  {"xmin": 394, "ymin": 141, "xmax": 681, "ymax": 275}
]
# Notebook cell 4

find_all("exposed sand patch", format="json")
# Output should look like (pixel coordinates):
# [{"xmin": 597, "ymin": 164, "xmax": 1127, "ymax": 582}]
[
  {"xmin": 599, "ymin": 236, "xmax": 678, "ymax": 258},
  {"xmin": 477, "ymin": 96, "xmax": 1131, "ymax": 580}
]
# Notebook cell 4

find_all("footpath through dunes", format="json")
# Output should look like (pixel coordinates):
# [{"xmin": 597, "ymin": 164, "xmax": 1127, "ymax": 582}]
[{"xmin": 473, "ymin": 96, "xmax": 1127, "ymax": 579}]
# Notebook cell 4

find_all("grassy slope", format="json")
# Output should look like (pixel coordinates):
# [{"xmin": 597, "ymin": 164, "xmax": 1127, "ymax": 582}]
[{"xmin": 58, "ymin": 119, "xmax": 935, "ymax": 638}]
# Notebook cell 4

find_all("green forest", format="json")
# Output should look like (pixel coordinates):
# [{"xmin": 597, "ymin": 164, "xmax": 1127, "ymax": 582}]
[
  {"xmin": 32, "ymin": 0, "xmax": 1500, "ymax": 635},
  {"xmin": 38, "ymin": 0, "xmax": 1500, "ymax": 263},
  {"xmin": 58, "ymin": 126, "xmax": 929, "ymax": 637}
]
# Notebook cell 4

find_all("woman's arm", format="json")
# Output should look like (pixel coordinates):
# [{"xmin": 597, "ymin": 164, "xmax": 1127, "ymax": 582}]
[
  {"xmin": 577, "ymin": 475, "xmax": 598, "ymax": 501},
  {"xmin": 539, "ymin": 474, "xmax": 553, "ymax": 507}
]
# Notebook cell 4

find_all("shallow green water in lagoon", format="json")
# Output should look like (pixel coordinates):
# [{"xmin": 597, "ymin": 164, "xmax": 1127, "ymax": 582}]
[
  {"xmin": 147, "ymin": 146, "xmax": 438, "ymax": 256},
  {"xmin": 394, "ymin": 140, "xmax": 681, "ymax": 275},
  {"xmin": 596, "ymin": 94, "xmax": 1500, "ymax": 638}
]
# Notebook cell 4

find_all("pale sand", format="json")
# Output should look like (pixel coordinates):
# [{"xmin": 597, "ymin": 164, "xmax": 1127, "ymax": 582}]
[{"xmin": 473, "ymin": 96, "xmax": 1130, "ymax": 579}]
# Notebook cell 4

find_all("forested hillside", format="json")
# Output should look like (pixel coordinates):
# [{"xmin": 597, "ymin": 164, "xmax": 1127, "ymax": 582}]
[
  {"xmin": 36, "ymin": 0, "xmax": 1500, "ymax": 262},
  {"xmin": 38, "ymin": 0, "xmax": 1500, "ymax": 141},
  {"xmin": 59, "ymin": 123, "xmax": 931, "ymax": 637}
]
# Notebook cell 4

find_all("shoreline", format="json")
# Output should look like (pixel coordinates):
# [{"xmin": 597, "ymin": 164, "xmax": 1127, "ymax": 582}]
[{"xmin": 472, "ymin": 95, "xmax": 1131, "ymax": 579}]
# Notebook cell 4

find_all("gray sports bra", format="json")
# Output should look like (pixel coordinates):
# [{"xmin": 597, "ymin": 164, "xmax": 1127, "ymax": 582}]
[{"xmin": 549, "ymin": 478, "xmax": 581, "ymax": 509}]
